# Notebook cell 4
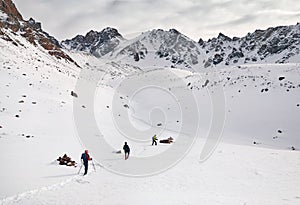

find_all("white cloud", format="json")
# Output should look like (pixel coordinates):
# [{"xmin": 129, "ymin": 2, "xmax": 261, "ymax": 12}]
[{"xmin": 13, "ymin": 0, "xmax": 300, "ymax": 41}]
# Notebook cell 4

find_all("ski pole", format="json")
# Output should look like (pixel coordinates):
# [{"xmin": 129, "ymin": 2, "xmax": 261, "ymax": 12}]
[
  {"xmin": 92, "ymin": 159, "xmax": 96, "ymax": 172},
  {"xmin": 78, "ymin": 163, "xmax": 83, "ymax": 174}
]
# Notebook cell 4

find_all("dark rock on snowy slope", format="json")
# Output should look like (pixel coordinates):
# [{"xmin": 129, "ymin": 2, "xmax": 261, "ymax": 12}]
[
  {"xmin": 0, "ymin": 0, "xmax": 77, "ymax": 65},
  {"xmin": 61, "ymin": 27, "xmax": 124, "ymax": 57}
]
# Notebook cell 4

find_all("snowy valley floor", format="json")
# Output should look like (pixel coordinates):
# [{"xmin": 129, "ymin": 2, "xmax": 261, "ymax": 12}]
[
  {"xmin": 1, "ymin": 140, "xmax": 300, "ymax": 205},
  {"xmin": 1, "ymin": 35, "xmax": 300, "ymax": 205}
]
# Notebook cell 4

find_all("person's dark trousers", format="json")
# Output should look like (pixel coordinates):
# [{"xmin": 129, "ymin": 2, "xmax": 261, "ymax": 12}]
[
  {"xmin": 84, "ymin": 162, "xmax": 88, "ymax": 175},
  {"xmin": 125, "ymin": 152, "xmax": 130, "ymax": 160},
  {"xmin": 152, "ymin": 140, "xmax": 157, "ymax": 146}
]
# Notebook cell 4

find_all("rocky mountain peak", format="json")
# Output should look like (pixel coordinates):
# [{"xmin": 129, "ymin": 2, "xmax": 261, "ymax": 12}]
[
  {"xmin": 202, "ymin": 23, "xmax": 300, "ymax": 67},
  {"xmin": 198, "ymin": 38, "xmax": 204, "ymax": 46},
  {"xmin": 113, "ymin": 28, "xmax": 203, "ymax": 68},
  {"xmin": 148, "ymin": 28, "xmax": 182, "ymax": 37},
  {"xmin": 0, "ymin": 0, "xmax": 78, "ymax": 66},
  {"xmin": 169, "ymin": 28, "xmax": 180, "ymax": 34},
  {"xmin": 217, "ymin": 33, "xmax": 231, "ymax": 41},
  {"xmin": 101, "ymin": 27, "xmax": 122, "ymax": 37},
  {"xmin": 0, "ymin": 0, "xmax": 22, "ymax": 31},
  {"xmin": 84, "ymin": 30, "xmax": 99, "ymax": 44},
  {"xmin": 27, "ymin": 17, "xmax": 41, "ymax": 31},
  {"xmin": 0, "ymin": 0, "xmax": 22, "ymax": 20},
  {"xmin": 86, "ymin": 30, "xmax": 97, "ymax": 36},
  {"xmin": 61, "ymin": 27, "xmax": 124, "ymax": 57}
]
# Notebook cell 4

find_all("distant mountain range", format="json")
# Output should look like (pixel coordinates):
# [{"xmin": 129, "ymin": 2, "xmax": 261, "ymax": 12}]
[
  {"xmin": 62, "ymin": 25, "xmax": 300, "ymax": 69},
  {"xmin": 1, "ymin": 0, "xmax": 300, "ymax": 70}
]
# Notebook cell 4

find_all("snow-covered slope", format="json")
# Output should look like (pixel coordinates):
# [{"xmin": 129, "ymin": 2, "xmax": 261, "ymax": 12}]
[
  {"xmin": 1, "ymin": 42, "xmax": 300, "ymax": 203},
  {"xmin": 1, "ymin": 1, "xmax": 300, "ymax": 204},
  {"xmin": 0, "ymin": 26, "xmax": 83, "ymax": 198}
]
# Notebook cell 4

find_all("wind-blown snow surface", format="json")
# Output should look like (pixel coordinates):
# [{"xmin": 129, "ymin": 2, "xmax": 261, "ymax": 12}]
[{"xmin": 1, "ymin": 30, "xmax": 300, "ymax": 204}]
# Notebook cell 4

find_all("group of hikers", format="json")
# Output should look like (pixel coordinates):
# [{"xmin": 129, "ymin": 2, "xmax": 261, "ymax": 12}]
[{"xmin": 80, "ymin": 134, "xmax": 173, "ymax": 175}]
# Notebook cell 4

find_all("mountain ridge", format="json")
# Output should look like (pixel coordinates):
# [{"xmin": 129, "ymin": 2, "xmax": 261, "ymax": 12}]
[
  {"xmin": 61, "ymin": 27, "xmax": 124, "ymax": 58},
  {"xmin": 0, "ymin": 0, "xmax": 78, "ymax": 66},
  {"xmin": 61, "ymin": 23, "xmax": 300, "ymax": 69},
  {"xmin": 1, "ymin": 0, "xmax": 299, "ymax": 70}
]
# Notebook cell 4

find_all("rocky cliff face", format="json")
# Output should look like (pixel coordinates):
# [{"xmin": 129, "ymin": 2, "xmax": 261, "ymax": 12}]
[
  {"xmin": 61, "ymin": 27, "xmax": 124, "ymax": 57},
  {"xmin": 0, "ymin": 0, "xmax": 77, "ymax": 65},
  {"xmin": 115, "ymin": 29, "xmax": 203, "ymax": 68},
  {"xmin": 201, "ymin": 23, "xmax": 300, "ymax": 67},
  {"xmin": 0, "ymin": 0, "xmax": 22, "ymax": 33}
]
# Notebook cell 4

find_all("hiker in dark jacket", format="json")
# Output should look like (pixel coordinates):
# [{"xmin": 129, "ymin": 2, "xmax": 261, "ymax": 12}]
[
  {"xmin": 81, "ymin": 150, "xmax": 92, "ymax": 175},
  {"xmin": 123, "ymin": 142, "xmax": 130, "ymax": 160}
]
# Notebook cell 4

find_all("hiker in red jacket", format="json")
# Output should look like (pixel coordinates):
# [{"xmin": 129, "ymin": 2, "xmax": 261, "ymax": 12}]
[{"xmin": 81, "ymin": 150, "xmax": 92, "ymax": 175}]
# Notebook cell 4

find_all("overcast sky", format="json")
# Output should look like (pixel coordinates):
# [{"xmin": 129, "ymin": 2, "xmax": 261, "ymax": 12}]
[{"xmin": 14, "ymin": 0, "xmax": 300, "ymax": 41}]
